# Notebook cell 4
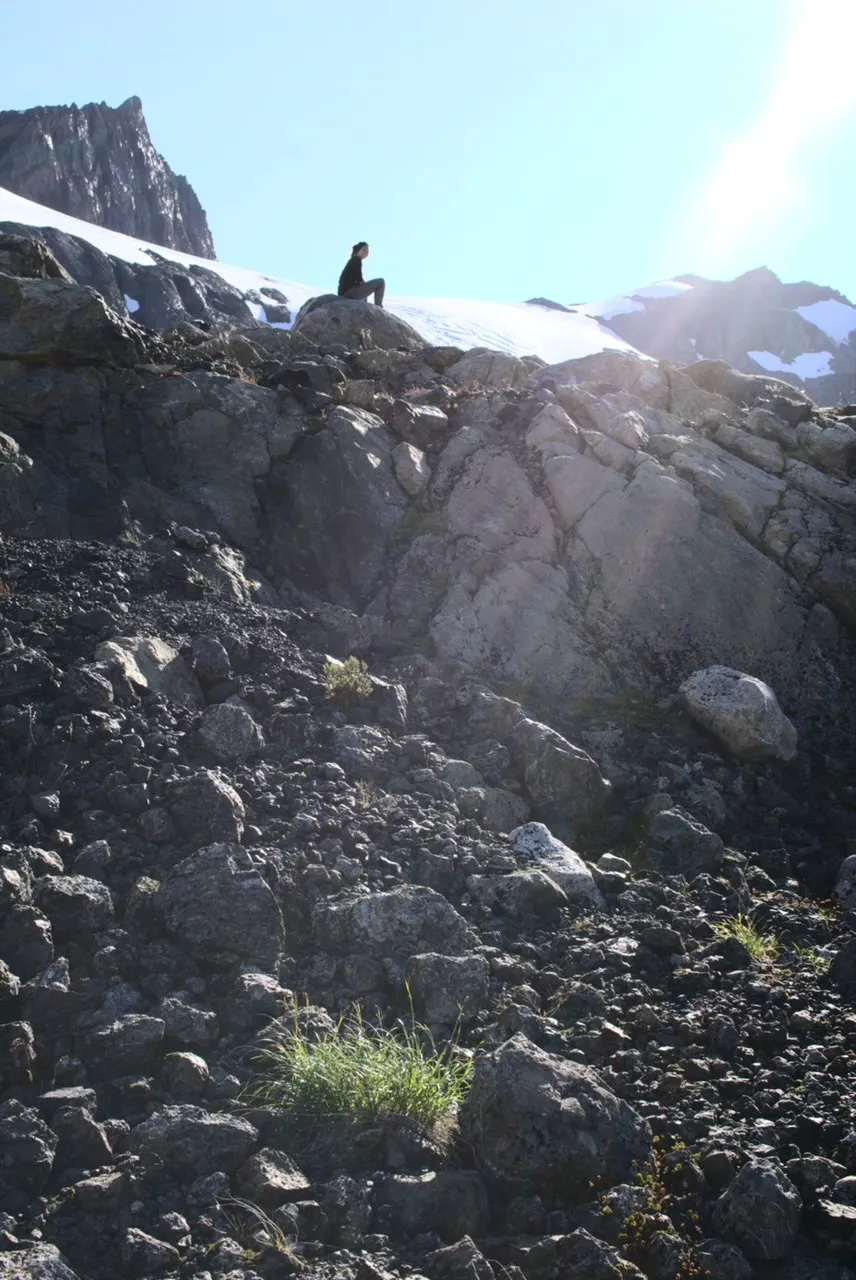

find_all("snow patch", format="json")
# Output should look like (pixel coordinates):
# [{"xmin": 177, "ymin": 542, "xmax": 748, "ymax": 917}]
[
  {"xmin": 795, "ymin": 299, "xmax": 856, "ymax": 346},
  {"xmin": 582, "ymin": 278, "xmax": 694, "ymax": 321},
  {"xmin": 123, "ymin": 294, "xmax": 139, "ymax": 314},
  {"xmin": 0, "ymin": 183, "xmax": 645, "ymax": 366},
  {"xmin": 748, "ymin": 349, "xmax": 834, "ymax": 379}
]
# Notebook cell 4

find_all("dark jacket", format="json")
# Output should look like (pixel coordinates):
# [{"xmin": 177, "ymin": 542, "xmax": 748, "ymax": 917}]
[{"xmin": 338, "ymin": 255, "xmax": 363, "ymax": 296}]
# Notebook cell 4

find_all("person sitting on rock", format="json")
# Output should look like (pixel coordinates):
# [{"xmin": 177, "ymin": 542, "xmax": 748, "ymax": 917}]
[{"xmin": 338, "ymin": 242, "xmax": 385, "ymax": 306}]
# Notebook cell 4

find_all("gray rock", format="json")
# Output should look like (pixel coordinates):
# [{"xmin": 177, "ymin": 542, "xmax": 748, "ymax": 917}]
[
  {"xmin": 79, "ymin": 1014, "xmax": 165, "ymax": 1080},
  {"xmin": 680, "ymin": 665, "xmax": 798, "ymax": 761},
  {"xmin": 159, "ymin": 994, "xmax": 218, "ymax": 1049},
  {"xmin": 161, "ymin": 843, "xmax": 285, "ymax": 969},
  {"xmin": 132, "ymin": 1104, "xmax": 258, "ymax": 1175},
  {"xmin": 236, "ymin": 1148, "xmax": 310, "ymax": 1207},
  {"xmin": 33, "ymin": 875, "xmax": 113, "ymax": 944},
  {"xmin": 160, "ymin": 1052, "xmax": 210, "ymax": 1097},
  {"xmin": 268, "ymin": 404, "xmax": 408, "ymax": 608},
  {"xmin": 447, "ymin": 350, "xmax": 529, "ymax": 391},
  {"xmin": 467, "ymin": 869, "xmax": 568, "ymax": 922},
  {"xmin": 121, "ymin": 1228, "xmax": 180, "ymax": 1277},
  {"xmin": 166, "ymin": 769, "xmax": 245, "ymax": 844},
  {"xmin": 317, "ymin": 885, "xmax": 468, "ymax": 957},
  {"xmin": 375, "ymin": 1170, "xmax": 489, "ymax": 1243},
  {"xmin": 509, "ymin": 822, "xmax": 605, "ymax": 908},
  {"xmin": 393, "ymin": 441, "xmax": 431, "ymax": 496},
  {"xmin": 459, "ymin": 1034, "xmax": 651, "ymax": 1195},
  {"xmin": 0, "ymin": 274, "xmax": 144, "ymax": 366},
  {"xmin": 695, "ymin": 1237, "xmax": 753, "ymax": 1280},
  {"xmin": 554, "ymin": 1228, "xmax": 646, "ymax": 1278},
  {"xmin": 190, "ymin": 634, "xmax": 232, "ymax": 683},
  {"xmin": 95, "ymin": 635, "xmax": 203, "ymax": 709},
  {"xmin": 508, "ymin": 718, "xmax": 611, "ymax": 827},
  {"xmin": 424, "ymin": 1236, "xmax": 495, "ymax": 1280},
  {"xmin": 0, "ymin": 1099, "xmax": 57, "ymax": 1209},
  {"xmin": 0, "ymin": 905, "xmax": 53, "ymax": 980},
  {"xmin": 713, "ymin": 1158, "xmax": 801, "ymax": 1260},
  {"xmin": 51, "ymin": 1105, "xmax": 113, "ymax": 1172},
  {"xmin": 293, "ymin": 295, "xmax": 426, "ymax": 353},
  {"xmin": 407, "ymin": 953, "xmax": 490, "ymax": 1026},
  {"xmin": 0, "ymin": 1243, "xmax": 79, "ymax": 1280},
  {"xmin": 197, "ymin": 702, "xmax": 264, "ymax": 764},
  {"xmin": 647, "ymin": 806, "xmax": 724, "ymax": 876}
]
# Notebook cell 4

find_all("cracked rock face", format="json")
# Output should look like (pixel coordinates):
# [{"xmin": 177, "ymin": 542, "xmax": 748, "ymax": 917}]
[{"xmin": 0, "ymin": 97, "xmax": 215, "ymax": 257}]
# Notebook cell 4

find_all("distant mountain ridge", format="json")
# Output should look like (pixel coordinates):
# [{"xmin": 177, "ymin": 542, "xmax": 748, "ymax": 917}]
[
  {"xmin": 576, "ymin": 267, "xmax": 856, "ymax": 406},
  {"xmin": 1, "ymin": 93, "xmax": 855, "ymax": 404},
  {"xmin": 0, "ymin": 97, "xmax": 215, "ymax": 258}
]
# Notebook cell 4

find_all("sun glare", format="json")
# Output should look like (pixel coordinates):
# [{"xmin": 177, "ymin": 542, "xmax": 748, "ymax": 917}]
[{"xmin": 682, "ymin": 0, "xmax": 856, "ymax": 263}]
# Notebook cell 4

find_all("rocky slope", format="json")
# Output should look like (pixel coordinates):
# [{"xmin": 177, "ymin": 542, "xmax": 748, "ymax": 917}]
[
  {"xmin": 0, "ymin": 99, "xmax": 215, "ymax": 259},
  {"xmin": 1, "ymin": 233, "xmax": 856, "ymax": 1280},
  {"xmin": 585, "ymin": 268, "xmax": 856, "ymax": 407}
]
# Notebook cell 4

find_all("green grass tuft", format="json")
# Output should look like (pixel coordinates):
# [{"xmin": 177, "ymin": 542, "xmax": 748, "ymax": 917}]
[
  {"xmin": 713, "ymin": 913, "xmax": 779, "ymax": 963},
  {"xmin": 247, "ymin": 1004, "xmax": 472, "ymax": 1136},
  {"xmin": 323, "ymin": 655, "xmax": 373, "ymax": 703}
]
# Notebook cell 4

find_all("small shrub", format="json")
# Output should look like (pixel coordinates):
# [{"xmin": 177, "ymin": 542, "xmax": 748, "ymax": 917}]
[
  {"xmin": 246, "ymin": 1003, "xmax": 472, "ymax": 1142},
  {"xmin": 323, "ymin": 656, "xmax": 373, "ymax": 703},
  {"xmin": 713, "ymin": 913, "xmax": 779, "ymax": 963}
]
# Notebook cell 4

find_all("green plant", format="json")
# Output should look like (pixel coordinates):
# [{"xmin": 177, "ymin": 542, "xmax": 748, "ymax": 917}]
[
  {"xmin": 713, "ymin": 913, "xmax": 779, "ymax": 963},
  {"xmin": 353, "ymin": 778, "xmax": 397, "ymax": 814},
  {"xmin": 323, "ymin": 656, "xmax": 373, "ymax": 703},
  {"xmin": 245, "ymin": 1001, "xmax": 472, "ymax": 1142},
  {"xmin": 218, "ymin": 1197, "xmax": 300, "ymax": 1263},
  {"xmin": 790, "ymin": 944, "xmax": 830, "ymax": 973}
]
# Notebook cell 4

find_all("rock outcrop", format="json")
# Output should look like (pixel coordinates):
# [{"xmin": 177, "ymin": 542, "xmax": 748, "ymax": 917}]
[
  {"xmin": 1, "ymin": 232, "xmax": 856, "ymax": 1280},
  {"xmin": 0, "ymin": 98, "xmax": 215, "ymax": 257}
]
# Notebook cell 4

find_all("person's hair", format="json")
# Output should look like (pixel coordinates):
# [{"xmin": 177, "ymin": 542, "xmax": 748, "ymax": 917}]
[{"xmin": 352, "ymin": 241, "xmax": 368, "ymax": 255}]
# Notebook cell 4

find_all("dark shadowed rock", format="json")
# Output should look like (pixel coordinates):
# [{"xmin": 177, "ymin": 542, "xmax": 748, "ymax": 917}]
[
  {"xmin": 33, "ymin": 875, "xmax": 113, "ymax": 944},
  {"xmin": 161, "ymin": 843, "xmax": 284, "ymax": 968},
  {"xmin": 132, "ymin": 1104, "xmax": 257, "ymax": 1175},
  {"xmin": 508, "ymin": 718, "xmax": 611, "ymax": 826},
  {"xmin": 197, "ymin": 701, "xmax": 264, "ymax": 764},
  {"xmin": 166, "ymin": 769, "xmax": 245, "ymax": 844},
  {"xmin": 406, "ymin": 952, "xmax": 489, "ymax": 1026},
  {"xmin": 713, "ymin": 1158, "xmax": 801, "ymax": 1260},
  {"xmin": 0, "ymin": 1099, "xmax": 57, "ymax": 1209},
  {"xmin": 375, "ymin": 1170, "xmax": 489, "ymax": 1243},
  {"xmin": 0, "ymin": 275, "xmax": 144, "ymax": 366},
  {"xmin": 317, "ymin": 886, "xmax": 468, "ymax": 957},
  {"xmin": 459, "ymin": 1034, "xmax": 651, "ymax": 1195},
  {"xmin": 293, "ymin": 295, "xmax": 426, "ymax": 353}
]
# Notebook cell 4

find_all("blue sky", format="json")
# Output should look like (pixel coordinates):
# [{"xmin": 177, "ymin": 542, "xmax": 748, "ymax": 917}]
[{"xmin": 3, "ymin": 0, "xmax": 856, "ymax": 304}]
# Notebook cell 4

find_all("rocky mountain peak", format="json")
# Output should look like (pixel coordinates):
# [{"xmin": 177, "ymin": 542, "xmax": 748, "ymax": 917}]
[{"xmin": 0, "ymin": 97, "xmax": 215, "ymax": 258}]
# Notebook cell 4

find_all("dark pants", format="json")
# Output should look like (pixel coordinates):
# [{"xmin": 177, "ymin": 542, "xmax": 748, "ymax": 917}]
[{"xmin": 342, "ymin": 278, "xmax": 385, "ymax": 305}]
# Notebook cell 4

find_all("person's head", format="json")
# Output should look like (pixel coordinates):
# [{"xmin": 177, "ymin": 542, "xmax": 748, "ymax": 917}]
[{"xmin": 352, "ymin": 241, "xmax": 370, "ymax": 259}]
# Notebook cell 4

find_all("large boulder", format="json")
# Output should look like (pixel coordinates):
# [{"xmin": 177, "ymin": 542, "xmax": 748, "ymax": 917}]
[
  {"xmin": 679, "ymin": 666, "xmax": 798, "ymax": 761},
  {"xmin": 406, "ymin": 952, "xmax": 490, "ymax": 1026},
  {"xmin": 317, "ymin": 886, "xmax": 468, "ymax": 958},
  {"xmin": 713, "ymin": 1159, "xmax": 801, "ymax": 1260},
  {"xmin": 293, "ymin": 295, "xmax": 426, "ymax": 352},
  {"xmin": 509, "ymin": 822, "xmax": 605, "ymax": 908},
  {"xmin": 166, "ymin": 769, "xmax": 245, "ymax": 844},
  {"xmin": 161, "ymin": 843, "xmax": 285, "ymax": 969},
  {"xmin": 95, "ymin": 635, "xmax": 203, "ymax": 709},
  {"xmin": 197, "ymin": 702, "xmax": 264, "ymax": 764},
  {"xmin": 459, "ymin": 1035, "xmax": 651, "ymax": 1195},
  {"xmin": 508, "ymin": 718, "xmax": 611, "ymax": 827},
  {"xmin": 132, "ymin": 1104, "xmax": 258, "ymax": 1176},
  {"xmin": 0, "ymin": 274, "xmax": 144, "ymax": 365},
  {"xmin": 267, "ymin": 405, "xmax": 408, "ymax": 607}
]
